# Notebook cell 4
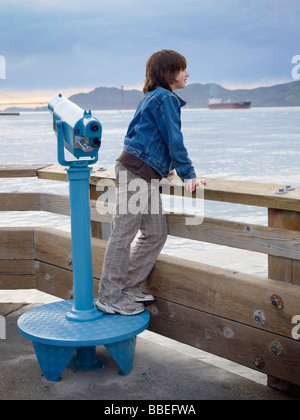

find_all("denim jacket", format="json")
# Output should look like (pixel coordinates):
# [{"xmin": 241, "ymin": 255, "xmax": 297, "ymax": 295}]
[{"xmin": 123, "ymin": 87, "xmax": 196, "ymax": 181}]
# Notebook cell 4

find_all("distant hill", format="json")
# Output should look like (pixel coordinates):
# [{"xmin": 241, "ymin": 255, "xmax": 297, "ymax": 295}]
[
  {"xmin": 69, "ymin": 87, "xmax": 143, "ymax": 110},
  {"xmin": 4, "ymin": 81, "xmax": 300, "ymax": 112},
  {"xmin": 67, "ymin": 81, "xmax": 300, "ymax": 109}
]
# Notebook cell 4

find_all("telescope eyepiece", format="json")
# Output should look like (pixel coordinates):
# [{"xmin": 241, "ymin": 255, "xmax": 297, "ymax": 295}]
[{"xmin": 90, "ymin": 123, "xmax": 100, "ymax": 132}]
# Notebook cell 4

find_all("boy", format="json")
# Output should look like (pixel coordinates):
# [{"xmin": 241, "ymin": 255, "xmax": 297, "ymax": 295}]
[{"xmin": 96, "ymin": 49, "xmax": 204, "ymax": 315}]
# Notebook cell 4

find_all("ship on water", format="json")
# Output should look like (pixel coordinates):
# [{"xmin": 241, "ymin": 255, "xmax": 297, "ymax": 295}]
[{"xmin": 208, "ymin": 97, "xmax": 251, "ymax": 109}]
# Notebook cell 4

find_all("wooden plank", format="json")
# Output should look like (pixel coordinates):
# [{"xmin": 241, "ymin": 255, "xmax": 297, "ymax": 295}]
[
  {"xmin": 0, "ymin": 274, "xmax": 36, "ymax": 289},
  {"xmin": 82, "ymin": 167, "xmax": 300, "ymax": 212},
  {"xmin": 202, "ymin": 178, "xmax": 300, "ymax": 212},
  {"xmin": 34, "ymin": 227, "xmax": 74, "ymax": 269},
  {"xmin": 0, "ymin": 228, "xmax": 34, "ymax": 259},
  {"xmin": 0, "ymin": 228, "xmax": 36, "ymax": 289},
  {"xmin": 0, "ymin": 164, "xmax": 50, "ymax": 178},
  {"xmin": 34, "ymin": 227, "xmax": 89, "ymax": 299},
  {"xmin": 39, "ymin": 193, "xmax": 70, "ymax": 216},
  {"xmin": 34, "ymin": 227, "xmax": 106, "ymax": 279},
  {"xmin": 35, "ymin": 261, "xmax": 74, "ymax": 300},
  {"xmin": 89, "ymin": 202, "xmax": 300, "ymax": 261},
  {"xmin": 141, "ymin": 253, "xmax": 300, "ymax": 339},
  {"xmin": 0, "ymin": 260, "xmax": 35, "ymax": 274},
  {"xmin": 118, "ymin": 175, "xmax": 300, "ymax": 212},
  {"xmin": 37, "ymin": 163, "xmax": 68, "ymax": 182},
  {"xmin": 3, "ymin": 193, "xmax": 300, "ymax": 263},
  {"xmin": 161, "ymin": 177, "xmax": 300, "ymax": 212},
  {"xmin": 0, "ymin": 192, "xmax": 70, "ymax": 215},
  {"xmin": 167, "ymin": 213, "xmax": 300, "ymax": 261},
  {"xmin": 0, "ymin": 193, "xmax": 41, "ymax": 211},
  {"xmin": 34, "ymin": 227, "xmax": 102, "ymax": 299},
  {"xmin": 90, "ymin": 167, "xmax": 117, "ymax": 187},
  {"xmin": 36, "ymin": 261, "xmax": 100, "ymax": 300},
  {"xmin": 147, "ymin": 299, "xmax": 300, "ymax": 387},
  {"xmin": 0, "ymin": 162, "xmax": 296, "ymax": 212},
  {"xmin": 0, "ymin": 260, "xmax": 36, "ymax": 290}
]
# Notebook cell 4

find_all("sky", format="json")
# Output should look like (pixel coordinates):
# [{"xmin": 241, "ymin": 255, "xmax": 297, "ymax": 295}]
[{"xmin": 0, "ymin": 0, "xmax": 299, "ymax": 107}]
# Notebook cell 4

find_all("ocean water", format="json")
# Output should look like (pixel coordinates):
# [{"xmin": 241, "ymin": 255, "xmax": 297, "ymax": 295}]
[{"xmin": 1, "ymin": 107, "xmax": 300, "ymax": 277}]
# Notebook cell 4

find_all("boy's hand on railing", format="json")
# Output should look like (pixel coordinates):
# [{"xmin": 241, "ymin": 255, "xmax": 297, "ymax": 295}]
[{"xmin": 185, "ymin": 177, "xmax": 206, "ymax": 193}]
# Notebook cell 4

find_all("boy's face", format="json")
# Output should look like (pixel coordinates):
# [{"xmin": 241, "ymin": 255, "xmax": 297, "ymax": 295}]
[{"xmin": 171, "ymin": 69, "xmax": 189, "ymax": 91}]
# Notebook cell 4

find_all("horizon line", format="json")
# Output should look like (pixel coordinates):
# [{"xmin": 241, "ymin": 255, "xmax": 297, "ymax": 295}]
[{"xmin": 0, "ymin": 79, "xmax": 295, "ymax": 109}]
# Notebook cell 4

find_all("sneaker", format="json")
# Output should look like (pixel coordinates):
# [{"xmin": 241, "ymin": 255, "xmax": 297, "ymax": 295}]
[
  {"xmin": 123, "ymin": 290, "xmax": 155, "ymax": 307},
  {"xmin": 95, "ymin": 295, "xmax": 145, "ymax": 316}
]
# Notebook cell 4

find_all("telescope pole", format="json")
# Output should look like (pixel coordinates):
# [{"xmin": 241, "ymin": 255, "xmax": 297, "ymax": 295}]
[{"xmin": 66, "ymin": 163, "xmax": 102, "ymax": 322}]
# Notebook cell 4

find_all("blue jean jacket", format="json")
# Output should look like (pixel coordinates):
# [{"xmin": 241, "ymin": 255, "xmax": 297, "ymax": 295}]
[{"xmin": 123, "ymin": 87, "xmax": 196, "ymax": 181}]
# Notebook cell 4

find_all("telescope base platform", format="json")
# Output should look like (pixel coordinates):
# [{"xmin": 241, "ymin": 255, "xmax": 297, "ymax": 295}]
[{"xmin": 17, "ymin": 300, "xmax": 150, "ymax": 382}]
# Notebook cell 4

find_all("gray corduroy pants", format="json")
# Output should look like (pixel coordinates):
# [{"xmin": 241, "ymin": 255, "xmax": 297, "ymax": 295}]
[{"xmin": 99, "ymin": 162, "xmax": 168, "ymax": 303}]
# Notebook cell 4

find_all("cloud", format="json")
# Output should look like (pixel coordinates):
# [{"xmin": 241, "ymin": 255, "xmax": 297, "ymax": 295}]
[{"xmin": 0, "ymin": 0, "xmax": 300, "ymax": 96}]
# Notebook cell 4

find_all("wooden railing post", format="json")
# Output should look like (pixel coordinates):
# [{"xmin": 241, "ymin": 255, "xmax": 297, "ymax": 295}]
[{"xmin": 268, "ymin": 208, "xmax": 300, "ymax": 397}]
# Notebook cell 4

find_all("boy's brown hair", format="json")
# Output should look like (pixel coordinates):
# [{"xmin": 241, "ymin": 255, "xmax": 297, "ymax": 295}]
[{"xmin": 143, "ymin": 49, "xmax": 187, "ymax": 93}]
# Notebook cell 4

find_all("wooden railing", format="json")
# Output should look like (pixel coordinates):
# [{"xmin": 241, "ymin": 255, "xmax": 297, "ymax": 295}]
[{"xmin": 1, "ymin": 163, "xmax": 300, "ymax": 396}]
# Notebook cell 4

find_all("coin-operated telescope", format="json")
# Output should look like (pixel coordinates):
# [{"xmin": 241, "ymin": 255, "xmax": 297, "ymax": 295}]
[
  {"xmin": 47, "ymin": 94, "xmax": 104, "ymax": 323},
  {"xmin": 17, "ymin": 94, "xmax": 149, "ymax": 383},
  {"xmin": 48, "ymin": 94, "xmax": 102, "ymax": 166}
]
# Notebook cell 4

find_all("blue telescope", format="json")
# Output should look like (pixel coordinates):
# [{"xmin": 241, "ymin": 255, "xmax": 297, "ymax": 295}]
[
  {"xmin": 17, "ymin": 94, "xmax": 149, "ymax": 382},
  {"xmin": 48, "ymin": 94, "xmax": 102, "ymax": 166}
]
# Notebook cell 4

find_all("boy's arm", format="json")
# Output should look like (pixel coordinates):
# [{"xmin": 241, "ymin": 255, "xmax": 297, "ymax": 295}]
[{"xmin": 156, "ymin": 95, "xmax": 197, "ymax": 182}]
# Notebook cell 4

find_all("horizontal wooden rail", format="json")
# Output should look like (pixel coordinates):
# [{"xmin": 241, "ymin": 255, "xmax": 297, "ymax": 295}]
[
  {"xmin": 2, "ymin": 192, "xmax": 300, "ymax": 261},
  {"xmin": 36, "ymin": 163, "xmax": 300, "ymax": 212},
  {"xmin": 0, "ymin": 164, "xmax": 50, "ymax": 178},
  {"xmin": 1, "ymin": 164, "xmax": 300, "ymax": 212}
]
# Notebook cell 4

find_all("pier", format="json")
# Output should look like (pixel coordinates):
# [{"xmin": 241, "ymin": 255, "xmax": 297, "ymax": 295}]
[{"xmin": 1, "ymin": 164, "xmax": 300, "ymax": 399}]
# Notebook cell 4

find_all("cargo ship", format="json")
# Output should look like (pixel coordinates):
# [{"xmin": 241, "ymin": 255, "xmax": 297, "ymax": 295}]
[{"xmin": 208, "ymin": 97, "xmax": 251, "ymax": 109}]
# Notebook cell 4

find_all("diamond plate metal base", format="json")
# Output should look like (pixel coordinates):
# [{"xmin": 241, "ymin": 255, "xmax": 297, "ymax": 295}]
[{"xmin": 18, "ymin": 300, "xmax": 149, "ymax": 381}]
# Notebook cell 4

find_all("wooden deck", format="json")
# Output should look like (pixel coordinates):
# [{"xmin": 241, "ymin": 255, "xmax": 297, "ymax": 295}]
[{"xmin": 1, "ymin": 164, "xmax": 300, "ymax": 396}]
